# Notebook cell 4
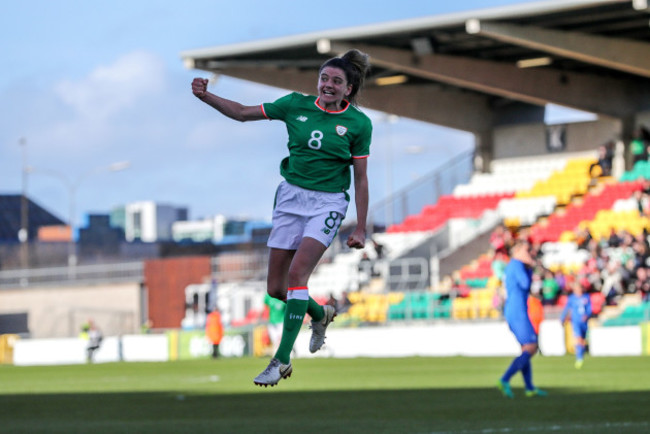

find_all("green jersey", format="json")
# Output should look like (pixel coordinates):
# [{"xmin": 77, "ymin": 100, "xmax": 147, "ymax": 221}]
[
  {"xmin": 264, "ymin": 293, "xmax": 286, "ymax": 325},
  {"xmin": 262, "ymin": 92, "xmax": 372, "ymax": 193}
]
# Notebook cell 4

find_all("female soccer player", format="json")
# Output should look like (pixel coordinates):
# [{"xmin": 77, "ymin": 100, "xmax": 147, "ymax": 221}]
[
  {"xmin": 561, "ymin": 279, "xmax": 592, "ymax": 369},
  {"xmin": 192, "ymin": 49, "xmax": 372, "ymax": 386},
  {"xmin": 498, "ymin": 240, "xmax": 547, "ymax": 398}
]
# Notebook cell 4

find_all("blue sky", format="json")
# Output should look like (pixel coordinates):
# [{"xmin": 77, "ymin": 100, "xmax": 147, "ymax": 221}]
[{"xmin": 1, "ymin": 0, "xmax": 581, "ymax": 227}]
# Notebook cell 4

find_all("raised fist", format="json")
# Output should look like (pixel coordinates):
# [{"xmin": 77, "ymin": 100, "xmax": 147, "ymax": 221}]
[{"xmin": 192, "ymin": 78, "xmax": 209, "ymax": 98}]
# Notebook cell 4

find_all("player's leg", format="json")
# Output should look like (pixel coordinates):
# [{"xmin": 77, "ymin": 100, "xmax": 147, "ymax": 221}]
[
  {"xmin": 273, "ymin": 237, "xmax": 327, "ymax": 362},
  {"xmin": 256, "ymin": 251, "xmax": 324, "ymax": 386},
  {"xmin": 301, "ymin": 197, "xmax": 346, "ymax": 352},
  {"xmin": 499, "ymin": 319, "xmax": 542, "ymax": 397},
  {"xmin": 520, "ymin": 343, "xmax": 537, "ymax": 391},
  {"xmin": 266, "ymin": 246, "xmax": 325, "ymax": 321},
  {"xmin": 499, "ymin": 348, "xmax": 531, "ymax": 398},
  {"xmin": 573, "ymin": 323, "xmax": 587, "ymax": 369},
  {"xmin": 254, "ymin": 248, "xmax": 296, "ymax": 386},
  {"xmin": 266, "ymin": 247, "xmax": 293, "ymax": 300},
  {"xmin": 501, "ymin": 320, "xmax": 535, "ymax": 381},
  {"xmin": 520, "ymin": 342, "xmax": 547, "ymax": 397},
  {"xmin": 501, "ymin": 350, "xmax": 532, "ymax": 384}
]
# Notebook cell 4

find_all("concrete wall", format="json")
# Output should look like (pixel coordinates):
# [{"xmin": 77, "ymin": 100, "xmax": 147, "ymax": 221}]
[
  {"xmin": 0, "ymin": 282, "xmax": 142, "ymax": 338},
  {"xmin": 492, "ymin": 118, "xmax": 621, "ymax": 160},
  {"xmin": 637, "ymin": 110, "xmax": 650, "ymax": 129},
  {"xmin": 8, "ymin": 319, "xmax": 648, "ymax": 366}
]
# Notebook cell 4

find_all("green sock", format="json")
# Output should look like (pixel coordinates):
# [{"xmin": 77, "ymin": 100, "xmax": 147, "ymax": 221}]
[
  {"xmin": 274, "ymin": 298, "xmax": 308, "ymax": 364},
  {"xmin": 307, "ymin": 297, "xmax": 324, "ymax": 322},
  {"xmin": 279, "ymin": 296, "xmax": 323, "ymax": 321}
]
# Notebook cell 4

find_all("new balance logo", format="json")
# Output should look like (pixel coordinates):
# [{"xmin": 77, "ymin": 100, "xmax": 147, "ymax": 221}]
[{"xmin": 296, "ymin": 116, "xmax": 308, "ymax": 122}]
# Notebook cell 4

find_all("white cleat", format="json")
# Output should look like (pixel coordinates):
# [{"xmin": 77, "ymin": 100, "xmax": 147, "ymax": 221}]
[
  {"xmin": 309, "ymin": 304, "xmax": 336, "ymax": 353},
  {"xmin": 253, "ymin": 358, "xmax": 293, "ymax": 387}
]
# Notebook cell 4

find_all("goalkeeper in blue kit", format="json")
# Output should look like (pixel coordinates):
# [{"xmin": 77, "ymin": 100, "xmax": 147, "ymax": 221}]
[{"xmin": 192, "ymin": 49, "xmax": 372, "ymax": 386}]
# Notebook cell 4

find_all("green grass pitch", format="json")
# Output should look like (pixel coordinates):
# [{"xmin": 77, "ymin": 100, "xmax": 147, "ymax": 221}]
[{"xmin": 1, "ymin": 356, "xmax": 648, "ymax": 433}]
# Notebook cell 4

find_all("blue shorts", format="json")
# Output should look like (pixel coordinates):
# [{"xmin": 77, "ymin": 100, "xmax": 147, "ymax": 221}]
[
  {"xmin": 572, "ymin": 322, "xmax": 588, "ymax": 339},
  {"xmin": 507, "ymin": 316, "xmax": 538, "ymax": 345}
]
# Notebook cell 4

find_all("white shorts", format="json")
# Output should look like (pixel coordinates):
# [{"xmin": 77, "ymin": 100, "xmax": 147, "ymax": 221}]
[{"xmin": 267, "ymin": 181, "xmax": 349, "ymax": 249}]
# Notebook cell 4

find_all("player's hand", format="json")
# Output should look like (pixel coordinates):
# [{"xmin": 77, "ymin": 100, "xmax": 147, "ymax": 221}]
[
  {"xmin": 192, "ymin": 78, "xmax": 209, "ymax": 98},
  {"xmin": 347, "ymin": 229, "xmax": 366, "ymax": 249}
]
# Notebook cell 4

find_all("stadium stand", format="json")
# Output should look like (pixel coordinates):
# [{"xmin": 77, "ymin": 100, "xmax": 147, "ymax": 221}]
[
  {"xmin": 386, "ymin": 193, "xmax": 512, "ymax": 233},
  {"xmin": 313, "ymin": 150, "xmax": 650, "ymax": 327}
]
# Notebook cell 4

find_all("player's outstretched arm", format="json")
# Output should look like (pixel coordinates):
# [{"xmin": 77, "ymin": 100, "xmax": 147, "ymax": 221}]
[{"xmin": 191, "ymin": 78, "xmax": 265, "ymax": 122}]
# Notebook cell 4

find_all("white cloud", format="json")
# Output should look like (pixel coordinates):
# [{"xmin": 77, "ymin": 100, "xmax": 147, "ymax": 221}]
[{"xmin": 54, "ymin": 51, "xmax": 165, "ymax": 121}]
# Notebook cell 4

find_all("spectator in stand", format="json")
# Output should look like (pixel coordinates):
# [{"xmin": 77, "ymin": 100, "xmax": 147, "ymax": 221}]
[
  {"xmin": 579, "ymin": 251, "xmax": 602, "ymax": 293},
  {"xmin": 561, "ymin": 279, "xmax": 592, "ymax": 369},
  {"xmin": 575, "ymin": 227, "xmax": 593, "ymax": 250},
  {"xmin": 589, "ymin": 144, "xmax": 613, "ymax": 177},
  {"xmin": 642, "ymin": 179, "xmax": 650, "ymax": 196},
  {"xmin": 451, "ymin": 272, "xmax": 471, "ymax": 298},
  {"xmin": 633, "ymin": 233, "xmax": 650, "ymax": 263},
  {"xmin": 630, "ymin": 126, "xmax": 649, "ymax": 166},
  {"xmin": 601, "ymin": 260, "xmax": 624, "ymax": 305},
  {"xmin": 491, "ymin": 251, "xmax": 508, "ymax": 282},
  {"xmin": 554, "ymin": 271, "xmax": 567, "ymax": 296},
  {"xmin": 595, "ymin": 245, "xmax": 611, "ymax": 274},
  {"xmin": 358, "ymin": 252, "xmax": 373, "ymax": 288},
  {"xmin": 621, "ymin": 257, "xmax": 638, "ymax": 293},
  {"xmin": 541, "ymin": 269, "xmax": 561, "ymax": 306},
  {"xmin": 372, "ymin": 238, "xmax": 386, "ymax": 260},
  {"xmin": 490, "ymin": 225, "xmax": 512, "ymax": 256},
  {"xmin": 630, "ymin": 266, "xmax": 650, "ymax": 302},
  {"xmin": 633, "ymin": 189, "xmax": 649, "ymax": 216},
  {"xmin": 607, "ymin": 228, "xmax": 622, "ymax": 248},
  {"xmin": 530, "ymin": 269, "xmax": 543, "ymax": 298},
  {"xmin": 614, "ymin": 232, "xmax": 637, "ymax": 270},
  {"xmin": 577, "ymin": 272, "xmax": 594, "ymax": 294},
  {"xmin": 337, "ymin": 291, "xmax": 352, "ymax": 314}
]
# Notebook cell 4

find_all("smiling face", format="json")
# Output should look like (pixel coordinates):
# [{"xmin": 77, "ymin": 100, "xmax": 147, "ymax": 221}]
[{"xmin": 317, "ymin": 66, "xmax": 352, "ymax": 111}]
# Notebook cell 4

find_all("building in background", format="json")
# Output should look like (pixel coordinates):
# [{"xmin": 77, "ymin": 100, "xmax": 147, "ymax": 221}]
[
  {"xmin": 78, "ymin": 214, "xmax": 125, "ymax": 259},
  {"xmin": 0, "ymin": 195, "xmax": 65, "ymax": 243},
  {"xmin": 172, "ymin": 215, "xmax": 272, "ymax": 246},
  {"xmin": 123, "ymin": 201, "xmax": 188, "ymax": 243},
  {"xmin": 172, "ymin": 215, "xmax": 227, "ymax": 243}
]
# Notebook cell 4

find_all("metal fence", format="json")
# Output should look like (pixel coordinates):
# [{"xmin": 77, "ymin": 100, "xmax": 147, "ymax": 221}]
[
  {"xmin": 368, "ymin": 150, "xmax": 474, "ymax": 231},
  {"xmin": 0, "ymin": 262, "xmax": 144, "ymax": 289},
  {"xmin": 0, "ymin": 254, "xmax": 271, "ymax": 289}
]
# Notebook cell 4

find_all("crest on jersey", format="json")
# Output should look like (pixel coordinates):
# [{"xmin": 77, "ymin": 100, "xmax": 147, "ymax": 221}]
[{"xmin": 336, "ymin": 125, "xmax": 348, "ymax": 136}]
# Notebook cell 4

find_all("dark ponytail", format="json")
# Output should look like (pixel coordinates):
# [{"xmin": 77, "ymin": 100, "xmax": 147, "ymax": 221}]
[{"xmin": 319, "ymin": 49, "xmax": 370, "ymax": 106}]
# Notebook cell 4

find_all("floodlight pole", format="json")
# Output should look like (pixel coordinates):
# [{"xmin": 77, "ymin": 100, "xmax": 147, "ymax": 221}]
[
  {"xmin": 19, "ymin": 138, "xmax": 30, "ymax": 272},
  {"xmin": 384, "ymin": 114, "xmax": 399, "ymax": 227},
  {"xmin": 26, "ymin": 161, "xmax": 131, "ymax": 277}
]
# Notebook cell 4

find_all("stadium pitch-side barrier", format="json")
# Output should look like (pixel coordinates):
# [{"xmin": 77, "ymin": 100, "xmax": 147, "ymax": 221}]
[{"xmin": 4, "ymin": 320, "xmax": 648, "ymax": 366}]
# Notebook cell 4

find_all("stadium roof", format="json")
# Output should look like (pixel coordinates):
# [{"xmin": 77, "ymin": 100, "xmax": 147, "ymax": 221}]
[{"xmin": 181, "ymin": 0, "xmax": 650, "ymax": 154}]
